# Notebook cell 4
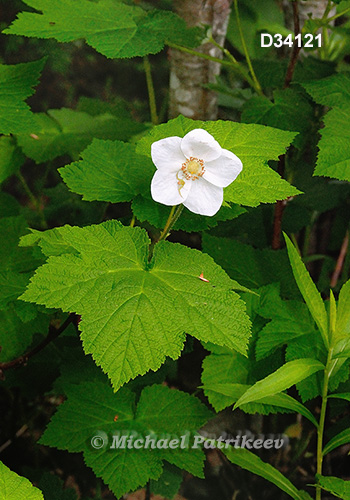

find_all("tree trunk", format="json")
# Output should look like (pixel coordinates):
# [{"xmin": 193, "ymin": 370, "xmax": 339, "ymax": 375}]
[
  {"xmin": 282, "ymin": 0, "xmax": 335, "ymax": 31},
  {"xmin": 169, "ymin": 0, "xmax": 232, "ymax": 121}
]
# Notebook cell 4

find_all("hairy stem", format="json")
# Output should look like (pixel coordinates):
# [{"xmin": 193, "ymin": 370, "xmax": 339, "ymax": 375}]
[{"xmin": 143, "ymin": 56, "xmax": 158, "ymax": 125}]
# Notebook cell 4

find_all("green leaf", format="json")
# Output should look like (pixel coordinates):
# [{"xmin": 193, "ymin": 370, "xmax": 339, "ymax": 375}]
[
  {"xmin": 0, "ymin": 59, "xmax": 45, "ymax": 134},
  {"xmin": 202, "ymin": 345, "xmax": 250, "ymax": 411},
  {"xmin": 0, "ymin": 460, "xmax": 43, "ymax": 500},
  {"xmin": 302, "ymin": 73, "xmax": 350, "ymax": 107},
  {"xmin": 314, "ymin": 106, "xmax": 350, "ymax": 181},
  {"xmin": 59, "ymin": 139, "xmax": 154, "ymax": 203},
  {"xmin": 323, "ymin": 428, "xmax": 350, "ymax": 455},
  {"xmin": 132, "ymin": 195, "xmax": 246, "ymax": 233},
  {"xmin": 336, "ymin": 279, "xmax": 350, "ymax": 337},
  {"xmin": 241, "ymin": 88, "xmax": 313, "ymax": 149},
  {"xmin": 224, "ymin": 447, "xmax": 312, "ymax": 500},
  {"xmin": 40, "ymin": 382, "xmax": 211, "ymax": 497},
  {"xmin": 234, "ymin": 359, "xmax": 324, "ymax": 409},
  {"xmin": 20, "ymin": 221, "xmax": 251, "ymax": 390},
  {"xmin": 202, "ymin": 382, "xmax": 318, "ymax": 427},
  {"xmin": 286, "ymin": 333, "xmax": 327, "ymax": 402},
  {"xmin": 255, "ymin": 285, "xmax": 317, "ymax": 360},
  {"xmin": 316, "ymin": 475, "xmax": 350, "ymax": 499},
  {"xmin": 4, "ymin": 2, "xmax": 200, "ymax": 59},
  {"xmin": 136, "ymin": 115, "xmax": 300, "ymax": 208},
  {"xmin": 16, "ymin": 108, "xmax": 145, "ymax": 163},
  {"xmin": 0, "ymin": 136, "xmax": 25, "ymax": 184},
  {"xmin": 328, "ymin": 392, "xmax": 350, "ymax": 401},
  {"xmin": 150, "ymin": 464, "xmax": 182, "ymax": 500},
  {"xmin": 202, "ymin": 235, "xmax": 299, "ymax": 299},
  {"xmin": 284, "ymin": 233, "xmax": 329, "ymax": 346}
]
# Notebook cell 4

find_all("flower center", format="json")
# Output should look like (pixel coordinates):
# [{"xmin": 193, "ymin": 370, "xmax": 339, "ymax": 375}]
[{"xmin": 181, "ymin": 156, "xmax": 205, "ymax": 180}]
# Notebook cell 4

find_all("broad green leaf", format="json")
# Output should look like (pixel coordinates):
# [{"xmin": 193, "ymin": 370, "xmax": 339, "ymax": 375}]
[
  {"xmin": 0, "ymin": 136, "xmax": 25, "ymax": 184},
  {"xmin": 241, "ymin": 88, "xmax": 313, "ymax": 149},
  {"xmin": 40, "ymin": 382, "xmax": 211, "ymax": 497},
  {"xmin": 4, "ymin": 2, "xmax": 200, "ymax": 59},
  {"xmin": 0, "ymin": 216, "xmax": 48, "ymax": 362},
  {"xmin": 0, "ymin": 461, "xmax": 43, "ymax": 500},
  {"xmin": 132, "ymin": 195, "xmax": 245, "ymax": 233},
  {"xmin": 314, "ymin": 106, "xmax": 350, "ymax": 181},
  {"xmin": 59, "ymin": 140, "xmax": 154, "ymax": 203},
  {"xmin": 286, "ymin": 333, "xmax": 335, "ymax": 402},
  {"xmin": 323, "ymin": 428, "xmax": 350, "ymax": 455},
  {"xmin": 316, "ymin": 475, "xmax": 350, "ymax": 499},
  {"xmin": 136, "ymin": 115, "xmax": 300, "ymax": 208},
  {"xmin": 284, "ymin": 233, "xmax": 329, "ymax": 346},
  {"xmin": 16, "ymin": 108, "xmax": 145, "ymax": 163},
  {"xmin": 0, "ymin": 59, "xmax": 45, "ymax": 134},
  {"xmin": 256, "ymin": 285, "xmax": 317, "ymax": 360},
  {"xmin": 234, "ymin": 359, "xmax": 324, "ymax": 409},
  {"xmin": 336, "ymin": 279, "xmax": 350, "ymax": 336},
  {"xmin": 302, "ymin": 73, "xmax": 350, "ymax": 107},
  {"xmin": 201, "ymin": 345, "xmax": 250, "ymax": 411},
  {"xmin": 0, "ymin": 305, "xmax": 49, "ymax": 363},
  {"xmin": 224, "ymin": 447, "xmax": 312, "ymax": 500},
  {"xmin": 202, "ymin": 235, "xmax": 299, "ymax": 299},
  {"xmin": 20, "ymin": 221, "xmax": 251, "ymax": 390}
]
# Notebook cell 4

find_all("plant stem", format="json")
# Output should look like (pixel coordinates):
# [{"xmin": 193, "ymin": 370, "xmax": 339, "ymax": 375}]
[
  {"xmin": 17, "ymin": 171, "xmax": 47, "ymax": 229},
  {"xmin": 330, "ymin": 229, "xmax": 349, "ymax": 288},
  {"xmin": 167, "ymin": 40, "xmax": 256, "ymax": 90},
  {"xmin": 316, "ymin": 348, "xmax": 333, "ymax": 500},
  {"xmin": 143, "ymin": 56, "xmax": 158, "ymax": 125},
  {"xmin": 0, "ymin": 314, "xmax": 74, "ymax": 376},
  {"xmin": 158, "ymin": 204, "xmax": 184, "ymax": 242},
  {"xmin": 208, "ymin": 35, "xmax": 258, "ymax": 92},
  {"xmin": 321, "ymin": 0, "xmax": 333, "ymax": 21},
  {"xmin": 130, "ymin": 215, "xmax": 136, "ymax": 228},
  {"xmin": 327, "ymin": 7, "xmax": 350, "ymax": 23},
  {"xmin": 233, "ymin": 0, "xmax": 262, "ymax": 96},
  {"xmin": 284, "ymin": 0, "xmax": 301, "ymax": 88}
]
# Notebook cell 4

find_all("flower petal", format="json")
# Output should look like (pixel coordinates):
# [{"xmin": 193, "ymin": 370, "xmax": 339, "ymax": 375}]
[
  {"xmin": 203, "ymin": 149, "xmax": 243, "ymax": 187},
  {"xmin": 183, "ymin": 177, "xmax": 223, "ymax": 216},
  {"xmin": 181, "ymin": 129, "xmax": 222, "ymax": 162},
  {"xmin": 151, "ymin": 169, "xmax": 191, "ymax": 206},
  {"xmin": 151, "ymin": 136, "xmax": 186, "ymax": 172}
]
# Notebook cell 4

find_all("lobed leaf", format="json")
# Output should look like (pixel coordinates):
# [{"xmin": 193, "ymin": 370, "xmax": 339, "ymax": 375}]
[
  {"xmin": 40, "ymin": 382, "xmax": 211, "ymax": 497},
  {"xmin": 20, "ymin": 221, "xmax": 251, "ymax": 390},
  {"xmin": 0, "ymin": 461, "xmax": 43, "ymax": 500},
  {"xmin": 4, "ymin": 1, "xmax": 201, "ymax": 59},
  {"xmin": 0, "ymin": 59, "xmax": 45, "ymax": 134}
]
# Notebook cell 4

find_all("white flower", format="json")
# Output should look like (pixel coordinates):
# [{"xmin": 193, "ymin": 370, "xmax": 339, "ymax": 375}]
[{"xmin": 150, "ymin": 129, "xmax": 243, "ymax": 216}]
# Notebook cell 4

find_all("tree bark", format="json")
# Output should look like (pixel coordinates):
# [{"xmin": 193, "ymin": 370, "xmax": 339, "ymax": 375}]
[
  {"xmin": 282, "ymin": 0, "xmax": 335, "ymax": 31},
  {"xmin": 169, "ymin": 0, "xmax": 232, "ymax": 121}
]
